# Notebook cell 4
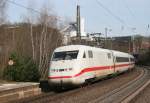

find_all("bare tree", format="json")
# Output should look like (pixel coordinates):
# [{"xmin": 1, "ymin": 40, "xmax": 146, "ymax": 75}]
[
  {"xmin": 37, "ymin": 6, "xmax": 61, "ymax": 79},
  {"xmin": 21, "ymin": 2, "xmax": 62, "ymax": 79},
  {"xmin": 0, "ymin": 1, "xmax": 62, "ymax": 80},
  {"xmin": 0, "ymin": 0, "xmax": 8, "ymax": 24},
  {"xmin": 0, "ymin": 0, "xmax": 8, "ymax": 78},
  {"xmin": 24, "ymin": 1, "xmax": 37, "ymax": 61}
]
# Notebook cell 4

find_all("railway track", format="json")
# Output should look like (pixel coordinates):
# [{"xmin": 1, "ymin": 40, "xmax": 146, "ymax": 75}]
[
  {"xmin": 89, "ymin": 67, "xmax": 150, "ymax": 103},
  {"xmin": 10, "ymin": 67, "xmax": 149, "ymax": 103}
]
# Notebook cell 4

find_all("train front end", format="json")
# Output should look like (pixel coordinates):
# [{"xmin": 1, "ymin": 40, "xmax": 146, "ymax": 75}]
[{"xmin": 48, "ymin": 46, "xmax": 82, "ymax": 88}]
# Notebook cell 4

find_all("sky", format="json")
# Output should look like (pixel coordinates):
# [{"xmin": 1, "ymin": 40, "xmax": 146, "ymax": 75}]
[{"xmin": 7, "ymin": 0, "xmax": 150, "ymax": 37}]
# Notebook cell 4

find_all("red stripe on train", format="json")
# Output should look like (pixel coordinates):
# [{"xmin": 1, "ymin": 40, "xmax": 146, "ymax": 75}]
[{"xmin": 48, "ymin": 63, "xmax": 134, "ymax": 79}]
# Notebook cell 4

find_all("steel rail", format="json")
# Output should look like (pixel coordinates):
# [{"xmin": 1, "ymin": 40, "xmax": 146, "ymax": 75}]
[{"xmin": 89, "ymin": 67, "xmax": 150, "ymax": 103}]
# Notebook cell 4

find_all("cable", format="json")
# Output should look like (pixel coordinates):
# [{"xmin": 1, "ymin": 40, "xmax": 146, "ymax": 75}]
[
  {"xmin": 95, "ymin": 0, "xmax": 129, "ymax": 28},
  {"xmin": 6, "ymin": 0, "xmax": 42, "ymax": 14},
  {"xmin": 6, "ymin": 0, "xmax": 63, "ymax": 23},
  {"xmin": 122, "ymin": 0, "xmax": 135, "ymax": 19},
  {"xmin": 0, "ymin": 0, "xmax": 6, "ymax": 7}
]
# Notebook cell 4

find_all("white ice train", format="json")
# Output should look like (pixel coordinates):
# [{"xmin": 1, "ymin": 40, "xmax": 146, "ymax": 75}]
[{"xmin": 48, "ymin": 45, "xmax": 135, "ymax": 88}]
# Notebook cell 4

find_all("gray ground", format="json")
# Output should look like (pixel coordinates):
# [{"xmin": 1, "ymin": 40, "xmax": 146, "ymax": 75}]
[
  {"xmin": 130, "ymin": 84, "xmax": 150, "ymax": 103},
  {"xmin": 20, "ymin": 69, "xmax": 141, "ymax": 103}
]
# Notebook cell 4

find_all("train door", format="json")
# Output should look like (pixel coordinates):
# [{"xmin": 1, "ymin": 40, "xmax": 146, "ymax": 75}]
[
  {"xmin": 88, "ymin": 50, "xmax": 96, "ymax": 78},
  {"xmin": 88, "ymin": 50, "xmax": 93, "ymax": 67},
  {"xmin": 111, "ymin": 51, "xmax": 116, "ymax": 73},
  {"xmin": 81, "ymin": 50, "xmax": 88, "ymax": 68}
]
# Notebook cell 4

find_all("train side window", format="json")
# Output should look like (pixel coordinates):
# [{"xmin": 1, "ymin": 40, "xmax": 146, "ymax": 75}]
[
  {"xmin": 130, "ymin": 58, "xmax": 134, "ymax": 62},
  {"xmin": 107, "ymin": 53, "xmax": 111, "ymax": 59},
  {"xmin": 88, "ymin": 50, "xmax": 93, "ymax": 58},
  {"xmin": 116, "ymin": 57, "xmax": 129, "ymax": 62},
  {"xmin": 83, "ymin": 52, "xmax": 86, "ymax": 58}
]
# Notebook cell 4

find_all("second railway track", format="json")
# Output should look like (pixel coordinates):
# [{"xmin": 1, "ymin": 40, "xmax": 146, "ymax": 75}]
[{"xmin": 89, "ymin": 67, "xmax": 150, "ymax": 103}]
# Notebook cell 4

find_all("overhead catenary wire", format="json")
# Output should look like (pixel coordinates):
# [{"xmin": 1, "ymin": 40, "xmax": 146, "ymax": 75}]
[
  {"xmin": 7, "ymin": 0, "xmax": 138, "ymax": 33},
  {"xmin": 6, "ymin": 0, "xmax": 42, "ymax": 14},
  {"xmin": 5, "ymin": 0, "xmax": 61, "ymax": 21},
  {"xmin": 122, "ymin": 0, "xmax": 148, "ymax": 35},
  {"xmin": 7, "ymin": 0, "xmax": 128, "ymax": 25},
  {"xmin": 122, "ymin": 0, "xmax": 139, "ymax": 31},
  {"xmin": 122, "ymin": 0, "xmax": 135, "ymax": 19},
  {"xmin": 120, "ymin": 0, "xmax": 136, "ymax": 33},
  {"xmin": 95, "ymin": 0, "xmax": 130, "ymax": 28},
  {"xmin": 0, "ymin": 0, "xmax": 6, "ymax": 7}
]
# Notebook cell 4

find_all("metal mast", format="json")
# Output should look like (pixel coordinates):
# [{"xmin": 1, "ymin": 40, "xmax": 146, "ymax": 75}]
[
  {"xmin": 76, "ymin": 5, "xmax": 81, "ymax": 39},
  {"xmin": 105, "ymin": 27, "xmax": 108, "ymax": 48}
]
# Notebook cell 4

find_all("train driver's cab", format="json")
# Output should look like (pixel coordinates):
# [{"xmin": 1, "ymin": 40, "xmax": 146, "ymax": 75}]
[{"xmin": 52, "ymin": 50, "xmax": 79, "ymax": 61}]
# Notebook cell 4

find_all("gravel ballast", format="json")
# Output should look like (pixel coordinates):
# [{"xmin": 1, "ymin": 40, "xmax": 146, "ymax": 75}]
[{"xmin": 130, "ymin": 83, "xmax": 150, "ymax": 103}]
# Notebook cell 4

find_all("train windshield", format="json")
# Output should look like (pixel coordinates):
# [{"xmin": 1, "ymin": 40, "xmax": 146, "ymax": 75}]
[{"xmin": 52, "ymin": 50, "xmax": 79, "ymax": 61}]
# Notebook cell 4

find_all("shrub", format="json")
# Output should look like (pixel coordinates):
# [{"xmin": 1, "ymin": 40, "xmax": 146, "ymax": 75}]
[
  {"xmin": 3, "ymin": 52, "xmax": 40, "ymax": 82},
  {"xmin": 137, "ymin": 50, "xmax": 150, "ymax": 66}
]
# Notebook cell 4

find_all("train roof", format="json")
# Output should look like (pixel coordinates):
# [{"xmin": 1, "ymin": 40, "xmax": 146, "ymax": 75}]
[
  {"xmin": 112, "ymin": 50, "xmax": 133, "ymax": 58},
  {"xmin": 54, "ymin": 45, "xmax": 110, "ymax": 52},
  {"xmin": 54, "ymin": 45, "xmax": 134, "ymax": 58}
]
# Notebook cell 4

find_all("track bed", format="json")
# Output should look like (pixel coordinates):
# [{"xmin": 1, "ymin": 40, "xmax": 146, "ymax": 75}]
[{"xmin": 10, "ymin": 68, "xmax": 144, "ymax": 103}]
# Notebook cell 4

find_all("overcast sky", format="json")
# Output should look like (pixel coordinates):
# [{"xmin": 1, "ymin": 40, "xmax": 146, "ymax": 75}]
[{"xmin": 7, "ymin": 0, "xmax": 150, "ymax": 37}]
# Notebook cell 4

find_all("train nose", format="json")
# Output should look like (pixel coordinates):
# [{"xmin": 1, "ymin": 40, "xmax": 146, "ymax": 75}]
[
  {"xmin": 48, "ymin": 67, "xmax": 73, "ymax": 79},
  {"xmin": 48, "ymin": 67, "xmax": 75, "ymax": 86}
]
